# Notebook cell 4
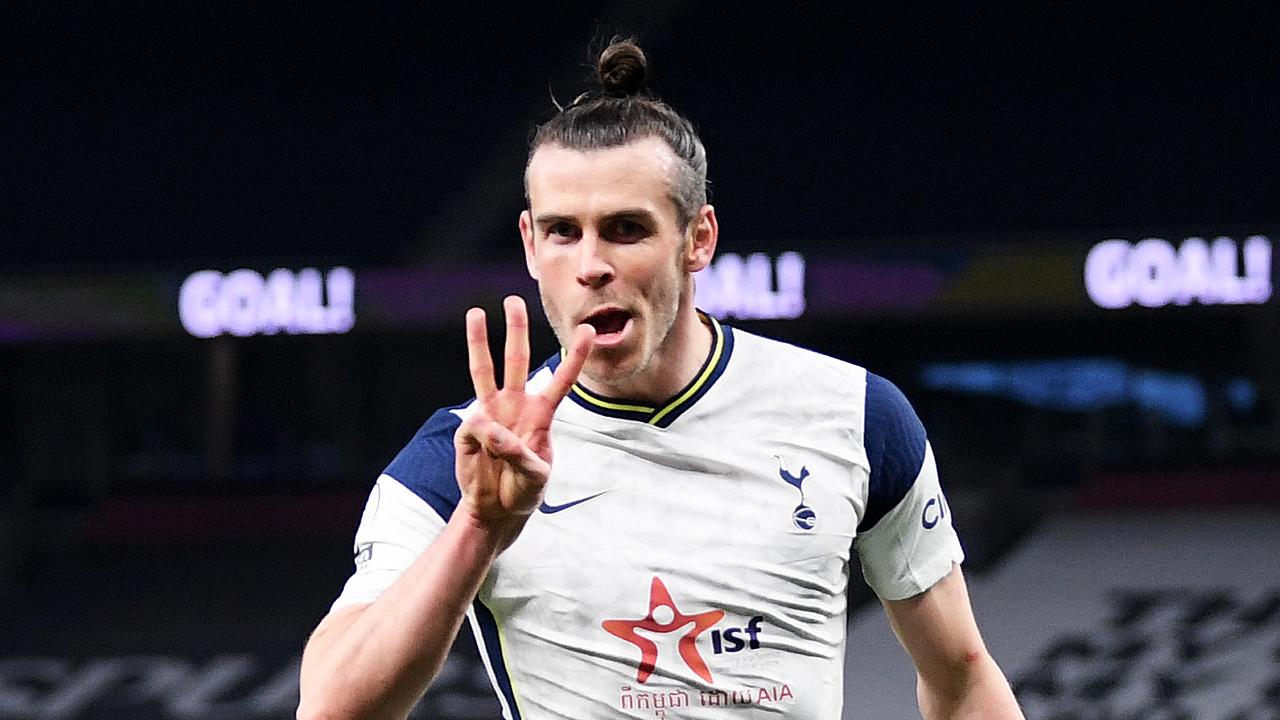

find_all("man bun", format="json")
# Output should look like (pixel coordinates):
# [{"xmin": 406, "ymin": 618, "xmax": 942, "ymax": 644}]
[
  {"xmin": 529, "ymin": 38, "xmax": 707, "ymax": 229},
  {"xmin": 597, "ymin": 39, "xmax": 647, "ymax": 97}
]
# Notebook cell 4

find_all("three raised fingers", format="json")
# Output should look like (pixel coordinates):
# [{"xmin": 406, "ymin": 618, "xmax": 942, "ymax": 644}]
[{"xmin": 467, "ymin": 296, "xmax": 593, "ymax": 410}]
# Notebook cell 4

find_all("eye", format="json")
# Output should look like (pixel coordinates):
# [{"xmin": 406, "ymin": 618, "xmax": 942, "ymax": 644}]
[
  {"xmin": 545, "ymin": 222, "xmax": 579, "ymax": 242},
  {"xmin": 607, "ymin": 218, "xmax": 649, "ymax": 242}
]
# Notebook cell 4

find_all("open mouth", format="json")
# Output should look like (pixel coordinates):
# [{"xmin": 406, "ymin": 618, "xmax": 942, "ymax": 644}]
[{"xmin": 583, "ymin": 308, "xmax": 633, "ymax": 340}]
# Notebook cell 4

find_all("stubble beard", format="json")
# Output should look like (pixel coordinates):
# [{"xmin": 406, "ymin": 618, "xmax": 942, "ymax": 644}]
[{"xmin": 539, "ymin": 259, "xmax": 688, "ymax": 394}]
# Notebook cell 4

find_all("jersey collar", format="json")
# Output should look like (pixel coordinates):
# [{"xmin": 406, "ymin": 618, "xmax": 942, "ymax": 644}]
[{"xmin": 549, "ymin": 312, "xmax": 734, "ymax": 428}]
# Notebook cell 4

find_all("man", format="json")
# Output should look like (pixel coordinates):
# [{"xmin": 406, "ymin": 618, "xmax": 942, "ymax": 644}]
[{"xmin": 298, "ymin": 40, "xmax": 1024, "ymax": 719}]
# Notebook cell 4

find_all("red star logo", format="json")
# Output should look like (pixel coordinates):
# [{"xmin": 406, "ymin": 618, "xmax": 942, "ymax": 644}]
[{"xmin": 602, "ymin": 576, "xmax": 725, "ymax": 684}]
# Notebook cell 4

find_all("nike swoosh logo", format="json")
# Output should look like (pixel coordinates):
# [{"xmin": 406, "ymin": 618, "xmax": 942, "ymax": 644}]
[{"xmin": 538, "ymin": 490, "xmax": 611, "ymax": 514}]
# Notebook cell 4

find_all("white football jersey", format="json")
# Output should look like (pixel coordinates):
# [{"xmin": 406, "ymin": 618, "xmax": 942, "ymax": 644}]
[{"xmin": 333, "ymin": 318, "xmax": 964, "ymax": 719}]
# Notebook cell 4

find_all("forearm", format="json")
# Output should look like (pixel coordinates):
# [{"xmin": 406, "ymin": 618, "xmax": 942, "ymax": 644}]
[
  {"xmin": 297, "ymin": 511, "xmax": 513, "ymax": 720},
  {"xmin": 916, "ymin": 652, "xmax": 1024, "ymax": 720}
]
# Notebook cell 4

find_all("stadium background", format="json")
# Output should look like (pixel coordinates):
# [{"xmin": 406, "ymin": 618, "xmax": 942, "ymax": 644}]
[{"xmin": 2, "ymin": 3, "xmax": 1278, "ymax": 718}]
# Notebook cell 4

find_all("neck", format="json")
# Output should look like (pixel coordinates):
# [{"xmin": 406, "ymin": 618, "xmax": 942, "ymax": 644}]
[{"xmin": 579, "ymin": 306, "xmax": 713, "ymax": 405}]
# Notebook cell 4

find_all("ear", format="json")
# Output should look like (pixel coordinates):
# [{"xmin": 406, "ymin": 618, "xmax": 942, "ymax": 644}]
[
  {"xmin": 684, "ymin": 204, "xmax": 719, "ymax": 273},
  {"xmin": 519, "ymin": 209, "xmax": 539, "ymax": 280}
]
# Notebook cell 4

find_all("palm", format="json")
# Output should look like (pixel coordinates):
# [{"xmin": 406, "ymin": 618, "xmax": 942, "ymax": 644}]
[
  {"xmin": 460, "ymin": 386, "xmax": 558, "ymax": 517},
  {"xmin": 455, "ymin": 296, "xmax": 593, "ymax": 526}
]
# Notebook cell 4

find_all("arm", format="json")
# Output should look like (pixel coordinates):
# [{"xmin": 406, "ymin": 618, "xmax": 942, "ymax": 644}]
[
  {"xmin": 297, "ymin": 512, "xmax": 507, "ymax": 720},
  {"xmin": 881, "ymin": 564, "xmax": 1024, "ymax": 720},
  {"xmin": 297, "ymin": 297, "xmax": 594, "ymax": 720}
]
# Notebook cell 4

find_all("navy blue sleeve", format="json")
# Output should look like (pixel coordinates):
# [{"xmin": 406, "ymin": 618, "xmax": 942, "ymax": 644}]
[
  {"xmin": 383, "ymin": 403, "xmax": 468, "ymax": 521},
  {"xmin": 858, "ymin": 373, "xmax": 928, "ymax": 533}
]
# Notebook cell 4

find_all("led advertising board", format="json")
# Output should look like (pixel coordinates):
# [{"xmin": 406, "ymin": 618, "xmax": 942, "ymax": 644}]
[
  {"xmin": 0, "ymin": 229, "xmax": 1273, "ymax": 344},
  {"xmin": 1084, "ymin": 236, "xmax": 1271, "ymax": 309},
  {"xmin": 178, "ymin": 267, "xmax": 355, "ymax": 338}
]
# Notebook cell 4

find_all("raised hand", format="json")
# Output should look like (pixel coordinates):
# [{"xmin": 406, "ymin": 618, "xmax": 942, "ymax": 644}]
[{"xmin": 453, "ymin": 296, "xmax": 594, "ymax": 546}]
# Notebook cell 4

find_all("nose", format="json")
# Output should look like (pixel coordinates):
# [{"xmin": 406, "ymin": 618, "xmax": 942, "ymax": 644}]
[{"xmin": 575, "ymin": 234, "xmax": 614, "ymax": 289}]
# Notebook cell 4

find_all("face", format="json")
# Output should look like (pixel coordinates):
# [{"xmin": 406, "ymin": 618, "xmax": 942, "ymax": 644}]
[{"xmin": 520, "ymin": 137, "xmax": 717, "ymax": 390}]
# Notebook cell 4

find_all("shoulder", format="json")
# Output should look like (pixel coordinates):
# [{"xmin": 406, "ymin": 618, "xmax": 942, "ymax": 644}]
[
  {"xmin": 860, "ymin": 372, "xmax": 928, "ymax": 531},
  {"xmin": 734, "ymin": 332, "xmax": 925, "ymax": 475},
  {"xmin": 382, "ymin": 402, "xmax": 473, "ymax": 521},
  {"xmin": 380, "ymin": 355, "xmax": 561, "ymax": 520},
  {"xmin": 726, "ymin": 327, "xmax": 869, "ymax": 394},
  {"xmin": 726, "ymin": 328, "xmax": 917, "ymax": 422},
  {"xmin": 864, "ymin": 373, "xmax": 925, "ymax": 444}
]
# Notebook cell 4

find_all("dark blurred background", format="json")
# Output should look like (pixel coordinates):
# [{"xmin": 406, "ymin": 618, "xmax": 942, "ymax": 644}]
[{"xmin": 2, "ymin": 3, "xmax": 1278, "ymax": 718}]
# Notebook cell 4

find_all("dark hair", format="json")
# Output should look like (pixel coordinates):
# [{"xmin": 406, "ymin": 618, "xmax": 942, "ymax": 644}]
[{"xmin": 527, "ymin": 39, "xmax": 708, "ymax": 229}]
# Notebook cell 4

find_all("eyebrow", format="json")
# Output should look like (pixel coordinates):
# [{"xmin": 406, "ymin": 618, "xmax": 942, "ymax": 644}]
[
  {"xmin": 533, "ymin": 208, "xmax": 659, "ymax": 228},
  {"xmin": 533, "ymin": 213, "xmax": 574, "ymax": 228}
]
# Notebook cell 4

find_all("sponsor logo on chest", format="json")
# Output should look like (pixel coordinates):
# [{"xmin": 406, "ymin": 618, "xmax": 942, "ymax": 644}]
[{"xmin": 601, "ymin": 576, "xmax": 796, "ymax": 712}]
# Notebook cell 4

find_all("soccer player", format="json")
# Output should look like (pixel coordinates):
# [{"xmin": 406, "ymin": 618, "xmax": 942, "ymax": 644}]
[{"xmin": 298, "ymin": 40, "xmax": 1025, "ymax": 720}]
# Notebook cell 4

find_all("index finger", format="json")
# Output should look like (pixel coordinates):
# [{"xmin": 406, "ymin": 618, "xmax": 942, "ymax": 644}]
[{"xmin": 540, "ymin": 323, "xmax": 595, "ymax": 407}]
